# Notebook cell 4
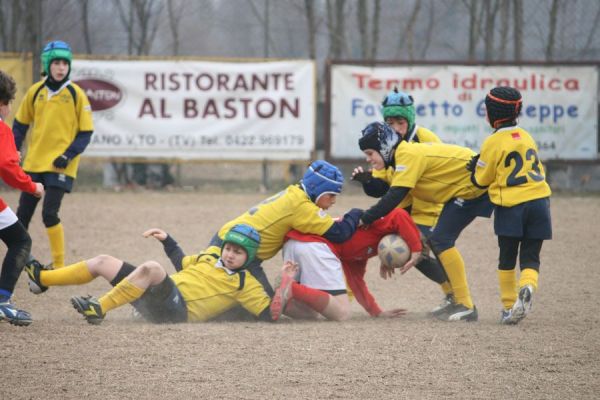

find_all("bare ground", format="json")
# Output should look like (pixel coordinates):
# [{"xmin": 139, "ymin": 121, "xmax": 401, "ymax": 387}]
[{"xmin": 1, "ymin": 191, "xmax": 599, "ymax": 399}]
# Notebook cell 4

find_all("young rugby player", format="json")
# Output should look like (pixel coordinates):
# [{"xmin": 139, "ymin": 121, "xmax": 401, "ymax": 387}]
[
  {"xmin": 270, "ymin": 208, "xmax": 422, "ymax": 321},
  {"xmin": 356, "ymin": 122, "xmax": 494, "ymax": 322},
  {"xmin": 352, "ymin": 89, "xmax": 452, "ymax": 312},
  {"xmin": 0, "ymin": 70, "xmax": 44, "ymax": 326},
  {"xmin": 469, "ymin": 86, "xmax": 552, "ymax": 325},
  {"xmin": 25, "ymin": 224, "xmax": 273, "ymax": 324},
  {"xmin": 211, "ymin": 160, "xmax": 362, "ymax": 297},
  {"xmin": 12, "ymin": 40, "xmax": 94, "ymax": 269}
]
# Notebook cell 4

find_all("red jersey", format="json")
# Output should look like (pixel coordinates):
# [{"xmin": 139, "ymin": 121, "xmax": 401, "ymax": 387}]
[
  {"xmin": 0, "ymin": 119, "xmax": 36, "ymax": 212},
  {"xmin": 286, "ymin": 208, "xmax": 422, "ymax": 316}
]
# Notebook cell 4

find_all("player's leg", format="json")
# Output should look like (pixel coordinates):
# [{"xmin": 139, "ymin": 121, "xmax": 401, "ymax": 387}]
[
  {"xmin": 497, "ymin": 235, "xmax": 520, "ymax": 324},
  {"xmin": 16, "ymin": 189, "xmax": 41, "ymax": 230},
  {"xmin": 273, "ymin": 240, "xmax": 350, "ymax": 321},
  {"xmin": 41, "ymin": 186, "xmax": 66, "ymax": 268},
  {"xmin": 72, "ymin": 260, "xmax": 167, "ymax": 324},
  {"xmin": 509, "ymin": 238, "xmax": 543, "ymax": 323},
  {"xmin": 429, "ymin": 194, "xmax": 493, "ymax": 321},
  {"xmin": 0, "ymin": 217, "xmax": 33, "ymax": 326},
  {"xmin": 26, "ymin": 254, "xmax": 124, "ymax": 294},
  {"xmin": 413, "ymin": 224, "xmax": 454, "ymax": 314}
]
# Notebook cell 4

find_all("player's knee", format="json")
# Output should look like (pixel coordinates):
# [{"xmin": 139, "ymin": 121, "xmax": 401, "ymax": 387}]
[{"xmin": 136, "ymin": 261, "xmax": 165, "ymax": 278}]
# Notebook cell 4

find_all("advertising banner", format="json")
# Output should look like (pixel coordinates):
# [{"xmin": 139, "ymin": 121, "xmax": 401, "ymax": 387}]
[
  {"xmin": 72, "ymin": 59, "xmax": 315, "ymax": 160},
  {"xmin": 330, "ymin": 64, "xmax": 598, "ymax": 160}
]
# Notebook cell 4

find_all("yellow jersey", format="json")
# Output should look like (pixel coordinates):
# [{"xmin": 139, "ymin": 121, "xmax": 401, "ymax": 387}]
[
  {"xmin": 372, "ymin": 126, "xmax": 444, "ymax": 226},
  {"xmin": 473, "ymin": 126, "xmax": 551, "ymax": 207},
  {"xmin": 218, "ymin": 184, "xmax": 335, "ymax": 260},
  {"xmin": 171, "ymin": 246, "xmax": 270, "ymax": 322},
  {"xmin": 15, "ymin": 81, "xmax": 94, "ymax": 178},
  {"xmin": 391, "ymin": 141, "xmax": 486, "ymax": 204}
]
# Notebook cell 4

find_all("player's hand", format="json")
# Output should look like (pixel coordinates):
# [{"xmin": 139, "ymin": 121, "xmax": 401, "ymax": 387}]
[
  {"xmin": 52, "ymin": 154, "xmax": 70, "ymax": 169},
  {"xmin": 281, "ymin": 260, "xmax": 299, "ymax": 276},
  {"xmin": 378, "ymin": 308, "xmax": 408, "ymax": 318},
  {"xmin": 143, "ymin": 228, "xmax": 168, "ymax": 241},
  {"xmin": 33, "ymin": 182, "xmax": 44, "ymax": 198},
  {"xmin": 351, "ymin": 166, "xmax": 372, "ymax": 184},
  {"xmin": 466, "ymin": 154, "xmax": 480, "ymax": 172},
  {"xmin": 399, "ymin": 252, "xmax": 421, "ymax": 275},
  {"xmin": 379, "ymin": 263, "xmax": 395, "ymax": 280}
]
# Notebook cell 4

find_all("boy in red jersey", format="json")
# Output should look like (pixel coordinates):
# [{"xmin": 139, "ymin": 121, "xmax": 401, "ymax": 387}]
[
  {"xmin": 0, "ymin": 70, "xmax": 44, "ymax": 326},
  {"xmin": 270, "ymin": 208, "xmax": 422, "ymax": 321}
]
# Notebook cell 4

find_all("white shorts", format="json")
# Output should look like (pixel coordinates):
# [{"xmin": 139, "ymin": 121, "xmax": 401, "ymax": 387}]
[
  {"xmin": 282, "ymin": 240, "xmax": 346, "ymax": 292},
  {"xmin": 0, "ymin": 207, "xmax": 18, "ymax": 230}
]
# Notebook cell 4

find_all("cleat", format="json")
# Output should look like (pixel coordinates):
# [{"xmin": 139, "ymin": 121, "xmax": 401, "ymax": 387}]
[
  {"xmin": 25, "ymin": 259, "xmax": 48, "ymax": 294},
  {"xmin": 270, "ymin": 273, "xmax": 294, "ymax": 321},
  {"xmin": 500, "ymin": 308, "xmax": 518, "ymax": 325},
  {"xmin": 0, "ymin": 301, "xmax": 32, "ymax": 326},
  {"xmin": 71, "ymin": 295, "xmax": 104, "ymax": 325},
  {"xmin": 430, "ymin": 293, "xmax": 455, "ymax": 316},
  {"xmin": 435, "ymin": 303, "xmax": 478, "ymax": 322},
  {"xmin": 510, "ymin": 284, "xmax": 534, "ymax": 324}
]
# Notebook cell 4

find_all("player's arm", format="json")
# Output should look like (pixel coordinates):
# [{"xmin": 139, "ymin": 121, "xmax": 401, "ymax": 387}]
[
  {"xmin": 470, "ymin": 140, "xmax": 496, "ymax": 188},
  {"xmin": 0, "ymin": 129, "xmax": 39, "ymax": 195},
  {"xmin": 322, "ymin": 208, "xmax": 363, "ymax": 243},
  {"xmin": 12, "ymin": 119, "xmax": 29, "ymax": 150},
  {"xmin": 360, "ymin": 186, "xmax": 411, "ymax": 225},
  {"xmin": 342, "ymin": 259, "xmax": 382, "ymax": 316},
  {"xmin": 143, "ymin": 228, "xmax": 186, "ymax": 271},
  {"xmin": 351, "ymin": 166, "xmax": 390, "ymax": 197},
  {"xmin": 55, "ymin": 87, "xmax": 95, "ymax": 169}
]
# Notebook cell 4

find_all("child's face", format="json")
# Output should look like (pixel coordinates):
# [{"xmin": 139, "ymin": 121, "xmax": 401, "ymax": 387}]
[
  {"xmin": 49, "ymin": 59, "xmax": 69, "ymax": 81},
  {"xmin": 0, "ymin": 101, "xmax": 10, "ymax": 119},
  {"xmin": 363, "ymin": 149, "xmax": 385, "ymax": 171},
  {"xmin": 316, "ymin": 193, "xmax": 337, "ymax": 210},
  {"xmin": 385, "ymin": 117, "xmax": 409, "ymax": 137},
  {"xmin": 221, "ymin": 242, "xmax": 248, "ymax": 270}
]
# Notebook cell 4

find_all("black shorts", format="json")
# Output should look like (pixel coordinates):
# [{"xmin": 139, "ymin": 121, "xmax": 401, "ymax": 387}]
[
  {"xmin": 132, "ymin": 276, "xmax": 188, "ymax": 324},
  {"xmin": 494, "ymin": 197, "xmax": 552, "ymax": 240},
  {"xmin": 27, "ymin": 172, "xmax": 74, "ymax": 193}
]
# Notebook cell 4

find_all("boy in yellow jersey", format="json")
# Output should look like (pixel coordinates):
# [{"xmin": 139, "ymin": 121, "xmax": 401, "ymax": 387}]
[
  {"xmin": 25, "ymin": 224, "xmax": 273, "ymax": 324},
  {"xmin": 12, "ymin": 41, "xmax": 94, "ymax": 269},
  {"xmin": 212, "ymin": 160, "xmax": 363, "ymax": 298},
  {"xmin": 352, "ymin": 90, "xmax": 452, "ymax": 312},
  {"xmin": 469, "ymin": 87, "xmax": 552, "ymax": 325},
  {"xmin": 357, "ymin": 122, "xmax": 494, "ymax": 322}
]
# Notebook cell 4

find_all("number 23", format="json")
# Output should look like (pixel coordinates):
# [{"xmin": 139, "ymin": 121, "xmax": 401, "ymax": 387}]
[{"xmin": 505, "ymin": 149, "xmax": 544, "ymax": 186}]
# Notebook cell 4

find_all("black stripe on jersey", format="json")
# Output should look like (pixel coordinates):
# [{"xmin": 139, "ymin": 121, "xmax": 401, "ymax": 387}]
[
  {"xmin": 237, "ymin": 271, "xmax": 246, "ymax": 291},
  {"xmin": 32, "ymin": 84, "xmax": 45, "ymax": 105}
]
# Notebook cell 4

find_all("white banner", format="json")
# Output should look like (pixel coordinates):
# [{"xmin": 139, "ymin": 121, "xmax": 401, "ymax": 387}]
[
  {"xmin": 72, "ymin": 59, "xmax": 315, "ymax": 160},
  {"xmin": 330, "ymin": 64, "xmax": 598, "ymax": 160}
]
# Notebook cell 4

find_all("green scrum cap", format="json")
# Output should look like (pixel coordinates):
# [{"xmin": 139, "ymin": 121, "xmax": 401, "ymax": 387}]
[
  {"xmin": 222, "ymin": 224, "xmax": 261, "ymax": 268},
  {"xmin": 41, "ymin": 41, "xmax": 72, "ymax": 76},
  {"xmin": 381, "ymin": 88, "xmax": 416, "ymax": 133}
]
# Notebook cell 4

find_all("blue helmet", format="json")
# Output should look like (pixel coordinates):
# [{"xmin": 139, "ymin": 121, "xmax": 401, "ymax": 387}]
[
  {"xmin": 358, "ymin": 122, "xmax": 400, "ymax": 167},
  {"xmin": 301, "ymin": 160, "xmax": 344, "ymax": 203},
  {"xmin": 41, "ymin": 41, "xmax": 72, "ymax": 77},
  {"xmin": 222, "ymin": 224, "xmax": 260, "ymax": 269}
]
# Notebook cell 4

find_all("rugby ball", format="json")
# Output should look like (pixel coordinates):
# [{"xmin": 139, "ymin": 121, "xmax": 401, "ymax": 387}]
[{"xmin": 378, "ymin": 234, "xmax": 410, "ymax": 268}]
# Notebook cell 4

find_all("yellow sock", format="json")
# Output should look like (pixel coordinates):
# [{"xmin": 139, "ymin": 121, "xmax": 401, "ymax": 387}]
[
  {"xmin": 519, "ymin": 268, "xmax": 539, "ymax": 291},
  {"xmin": 497, "ymin": 269, "xmax": 518, "ymax": 310},
  {"xmin": 440, "ymin": 281, "xmax": 453, "ymax": 296},
  {"xmin": 438, "ymin": 248, "xmax": 473, "ymax": 309},
  {"xmin": 99, "ymin": 279, "xmax": 146, "ymax": 314},
  {"xmin": 40, "ymin": 261, "xmax": 94, "ymax": 287},
  {"xmin": 46, "ymin": 223, "xmax": 65, "ymax": 268}
]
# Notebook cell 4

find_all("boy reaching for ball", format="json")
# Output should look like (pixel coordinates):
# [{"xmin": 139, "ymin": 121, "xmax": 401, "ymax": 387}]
[{"xmin": 270, "ymin": 208, "xmax": 422, "ymax": 321}]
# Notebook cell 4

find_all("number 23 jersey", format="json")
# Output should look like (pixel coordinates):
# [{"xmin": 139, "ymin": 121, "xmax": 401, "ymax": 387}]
[{"xmin": 474, "ymin": 126, "xmax": 551, "ymax": 207}]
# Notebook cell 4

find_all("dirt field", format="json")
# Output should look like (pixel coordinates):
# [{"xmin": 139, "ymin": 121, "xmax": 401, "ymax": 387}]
[{"xmin": 1, "ymin": 191, "xmax": 599, "ymax": 399}]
